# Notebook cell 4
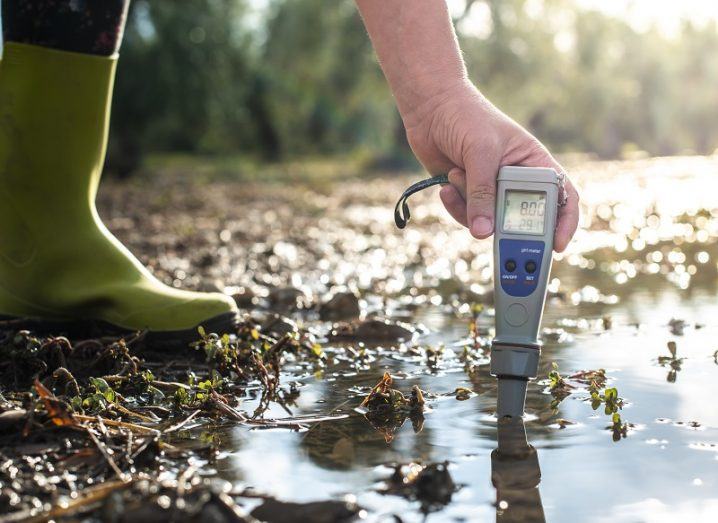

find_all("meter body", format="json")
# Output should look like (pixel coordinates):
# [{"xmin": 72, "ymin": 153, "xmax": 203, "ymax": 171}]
[{"xmin": 490, "ymin": 166, "xmax": 559, "ymax": 417}]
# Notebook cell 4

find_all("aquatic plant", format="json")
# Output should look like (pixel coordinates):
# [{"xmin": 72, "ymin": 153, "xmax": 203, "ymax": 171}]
[
  {"xmin": 358, "ymin": 372, "xmax": 427, "ymax": 442},
  {"xmin": 548, "ymin": 362, "xmax": 572, "ymax": 393},
  {"xmin": 658, "ymin": 341, "xmax": 685, "ymax": 382},
  {"xmin": 544, "ymin": 363, "xmax": 609, "ymax": 411},
  {"xmin": 590, "ymin": 386, "xmax": 624, "ymax": 415},
  {"xmin": 454, "ymin": 387, "xmax": 474, "ymax": 401},
  {"xmin": 609, "ymin": 412, "xmax": 629, "ymax": 442}
]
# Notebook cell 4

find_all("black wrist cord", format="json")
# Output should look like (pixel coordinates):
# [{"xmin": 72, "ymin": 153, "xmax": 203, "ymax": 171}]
[{"xmin": 393, "ymin": 174, "xmax": 450, "ymax": 229}]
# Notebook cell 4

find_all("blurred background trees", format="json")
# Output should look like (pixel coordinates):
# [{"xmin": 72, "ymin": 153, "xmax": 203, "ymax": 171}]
[{"xmin": 6, "ymin": 0, "xmax": 717, "ymax": 174}]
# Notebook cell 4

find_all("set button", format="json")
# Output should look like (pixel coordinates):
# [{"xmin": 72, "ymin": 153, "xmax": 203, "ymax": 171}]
[{"xmin": 525, "ymin": 260, "xmax": 537, "ymax": 274}]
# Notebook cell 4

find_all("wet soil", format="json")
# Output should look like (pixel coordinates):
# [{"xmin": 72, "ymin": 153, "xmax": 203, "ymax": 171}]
[{"xmin": 2, "ymin": 155, "xmax": 718, "ymax": 522}]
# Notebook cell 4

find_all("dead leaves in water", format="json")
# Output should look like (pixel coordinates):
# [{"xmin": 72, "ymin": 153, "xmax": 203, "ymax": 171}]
[
  {"xmin": 545, "ymin": 363, "xmax": 608, "ymax": 409},
  {"xmin": 34, "ymin": 378, "xmax": 77, "ymax": 428},
  {"xmin": 357, "ymin": 372, "xmax": 426, "ymax": 442}
]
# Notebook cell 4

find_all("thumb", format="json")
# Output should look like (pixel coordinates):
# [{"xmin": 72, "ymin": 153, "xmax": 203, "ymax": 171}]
[{"xmin": 464, "ymin": 147, "xmax": 500, "ymax": 239}]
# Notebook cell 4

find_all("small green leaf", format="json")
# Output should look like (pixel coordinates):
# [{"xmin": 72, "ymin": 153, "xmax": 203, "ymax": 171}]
[
  {"xmin": 90, "ymin": 377, "xmax": 110, "ymax": 392},
  {"xmin": 70, "ymin": 396, "xmax": 83, "ymax": 412}
]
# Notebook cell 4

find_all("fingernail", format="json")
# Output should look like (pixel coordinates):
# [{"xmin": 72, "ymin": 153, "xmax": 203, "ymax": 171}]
[{"xmin": 471, "ymin": 216, "xmax": 493, "ymax": 238}]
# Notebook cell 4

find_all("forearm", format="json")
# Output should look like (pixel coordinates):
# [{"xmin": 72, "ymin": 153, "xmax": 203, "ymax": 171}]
[{"xmin": 355, "ymin": 0, "xmax": 467, "ymax": 119}]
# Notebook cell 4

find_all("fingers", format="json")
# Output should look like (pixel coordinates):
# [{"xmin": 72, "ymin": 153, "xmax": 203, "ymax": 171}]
[
  {"xmin": 439, "ymin": 184, "xmax": 468, "ymax": 227},
  {"xmin": 439, "ymin": 167, "xmax": 468, "ymax": 228},
  {"xmin": 464, "ymin": 148, "xmax": 499, "ymax": 239},
  {"xmin": 447, "ymin": 168, "xmax": 467, "ymax": 201},
  {"xmin": 439, "ymin": 139, "xmax": 580, "ymax": 250},
  {"xmin": 553, "ymin": 178, "xmax": 580, "ymax": 252},
  {"xmin": 441, "ymin": 165, "xmax": 580, "ymax": 250}
]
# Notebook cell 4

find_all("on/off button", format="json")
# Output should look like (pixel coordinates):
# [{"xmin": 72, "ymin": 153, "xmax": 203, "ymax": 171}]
[{"xmin": 505, "ymin": 303, "xmax": 528, "ymax": 327}]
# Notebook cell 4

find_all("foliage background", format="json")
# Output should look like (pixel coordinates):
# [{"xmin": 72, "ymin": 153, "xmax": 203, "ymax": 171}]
[{"xmin": 4, "ymin": 0, "xmax": 718, "ymax": 174}]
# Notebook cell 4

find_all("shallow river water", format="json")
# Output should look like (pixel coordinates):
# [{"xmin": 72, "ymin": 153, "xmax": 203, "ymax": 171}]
[{"xmin": 116, "ymin": 156, "xmax": 718, "ymax": 522}]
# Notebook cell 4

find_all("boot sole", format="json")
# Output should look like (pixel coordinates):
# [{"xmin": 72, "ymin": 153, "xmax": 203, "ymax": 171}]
[{"xmin": 0, "ymin": 310, "xmax": 240, "ymax": 352}]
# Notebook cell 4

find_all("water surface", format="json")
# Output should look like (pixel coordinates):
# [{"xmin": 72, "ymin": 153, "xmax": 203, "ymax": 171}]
[{"xmin": 124, "ymin": 156, "xmax": 718, "ymax": 522}]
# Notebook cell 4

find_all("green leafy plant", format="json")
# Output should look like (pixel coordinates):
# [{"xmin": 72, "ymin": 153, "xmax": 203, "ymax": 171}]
[
  {"xmin": 658, "ymin": 341, "xmax": 684, "ymax": 382},
  {"xmin": 548, "ymin": 362, "xmax": 570, "ymax": 392},
  {"xmin": 70, "ymin": 377, "xmax": 117, "ymax": 413},
  {"xmin": 588, "ymin": 386, "xmax": 632, "ymax": 441},
  {"xmin": 610, "ymin": 412, "xmax": 629, "ymax": 441},
  {"xmin": 590, "ymin": 386, "xmax": 623, "ymax": 415},
  {"xmin": 545, "ymin": 362, "xmax": 576, "ymax": 409},
  {"xmin": 359, "ymin": 372, "xmax": 427, "ymax": 442}
]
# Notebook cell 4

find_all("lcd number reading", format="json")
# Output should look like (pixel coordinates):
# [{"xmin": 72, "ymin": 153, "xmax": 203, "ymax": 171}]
[{"xmin": 502, "ymin": 190, "xmax": 546, "ymax": 234}]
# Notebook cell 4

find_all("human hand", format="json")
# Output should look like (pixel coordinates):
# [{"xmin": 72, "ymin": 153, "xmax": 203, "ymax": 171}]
[{"xmin": 402, "ymin": 79, "xmax": 579, "ymax": 252}]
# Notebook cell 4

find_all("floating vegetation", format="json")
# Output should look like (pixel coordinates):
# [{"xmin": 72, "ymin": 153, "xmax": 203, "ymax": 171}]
[
  {"xmin": 357, "ymin": 372, "xmax": 426, "ymax": 442},
  {"xmin": 546, "ymin": 363, "xmax": 574, "ymax": 409},
  {"xmin": 590, "ymin": 386, "xmax": 624, "ymax": 415},
  {"xmin": 459, "ymin": 342, "xmax": 489, "ymax": 376},
  {"xmin": 544, "ymin": 363, "xmax": 607, "ymax": 409},
  {"xmin": 454, "ymin": 387, "xmax": 475, "ymax": 401},
  {"xmin": 609, "ymin": 413, "xmax": 630, "ymax": 442},
  {"xmin": 589, "ymin": 386, "xmax": 635, "ymax": 441},
  {"xmin": 547, "ymin": 363, "xmax": 573, "ymax": 393},
  {"xmin": 658, "ymin": 341, "xmax": 685, "ymax": 382}
]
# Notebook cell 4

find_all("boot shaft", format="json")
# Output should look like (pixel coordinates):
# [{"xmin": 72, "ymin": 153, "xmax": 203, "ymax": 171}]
[{"xmin": 0, "ymin": 43, "xmax": 118, "ymax": 218}]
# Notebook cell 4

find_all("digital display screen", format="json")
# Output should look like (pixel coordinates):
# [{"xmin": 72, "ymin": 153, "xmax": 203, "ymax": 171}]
[{"xmin": 502, "ymin": 190, "xmax": 546, "ymax": 234}]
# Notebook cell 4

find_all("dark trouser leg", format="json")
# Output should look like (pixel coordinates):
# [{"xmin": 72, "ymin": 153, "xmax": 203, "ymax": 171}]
[{"xmin": 1, "ymin": 0, "xmax": 130, "ymax": 56}]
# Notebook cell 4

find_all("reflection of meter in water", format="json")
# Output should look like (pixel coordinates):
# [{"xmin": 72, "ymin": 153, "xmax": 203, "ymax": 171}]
[{"xmin": 491, "ymin": 166, "xmax": 560, "ymax": 418}]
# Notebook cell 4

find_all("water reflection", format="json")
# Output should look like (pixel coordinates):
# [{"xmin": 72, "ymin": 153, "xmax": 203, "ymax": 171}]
[{"xmin": 492, "ymin": 417, "xmax": 545, "ymax": 523}]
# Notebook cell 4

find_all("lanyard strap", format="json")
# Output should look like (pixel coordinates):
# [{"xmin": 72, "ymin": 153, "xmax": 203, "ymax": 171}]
[{"xmin": 394, "ymin": 174, "xmax": 450, "ymax": 229}]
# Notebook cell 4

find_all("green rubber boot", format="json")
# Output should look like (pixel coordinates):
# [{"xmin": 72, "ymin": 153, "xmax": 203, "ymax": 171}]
[{"xmin": 0, "ymin": 43, "xmax": 239, "ymax": 347}]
